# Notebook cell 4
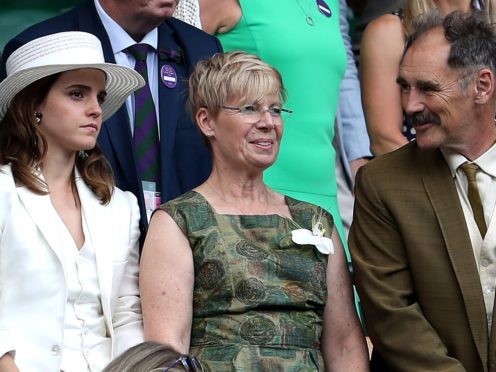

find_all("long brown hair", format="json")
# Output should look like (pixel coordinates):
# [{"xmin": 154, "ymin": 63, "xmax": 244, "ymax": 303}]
[{"xmin": 0, "ymin": 72, "xmax": 115, "ymax": 204}]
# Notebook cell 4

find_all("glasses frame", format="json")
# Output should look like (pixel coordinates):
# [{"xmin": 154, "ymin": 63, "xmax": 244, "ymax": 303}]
[
  {"xmin": 150, "ymin": 355, "xmax": 205, "ymax": 372},
  {"xmin": 221, "ymin": 104, "xmax": 293, "ymax": 121}
]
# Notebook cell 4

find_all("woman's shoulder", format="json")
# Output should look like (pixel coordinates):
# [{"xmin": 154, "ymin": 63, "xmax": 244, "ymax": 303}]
[
  {"xmin": 159, "ymin": 190, "xmax": 210, "ymax": 221},
  {"xmin": 0, "ymin": 164, "xmax": 16, "ymax": 191},
  {"xmin": 157, "ymin": 190, "xmax": 215, "ymax": 235},
  {"xmin": 109, "ymin": 187, "xmax": 138, "ymax": 209},
  {"xmin": 361, "ymin": 12, "xmax": 406, "ymax": 66},
  {"xmin": 286, "ymin": 196, "xmax": 334, "ymax": 228},
  {"xmin": 286, "ymin": 195, "xmax": 318, "ymax": 210},
  {"xmin": 362, "ymin": 12, "xmax": 404, "ymax": 46},
  {"xmin": 0, "ymin": 164, "xmax": 16, "ymax": 230},
  {"xmin": 0, "ymin": 163, "xmax": 13, "ymax": 178},
  {"xmin": 160, "ymin": 190, "xmax": 205, "ymax": 212},
  {"xmin": 367, "ymin": 11, "xmax": 404, "ymax": 32},
  {"xmin": 107, "ymin": 187, "xmax": 140, "ymax": 222}
]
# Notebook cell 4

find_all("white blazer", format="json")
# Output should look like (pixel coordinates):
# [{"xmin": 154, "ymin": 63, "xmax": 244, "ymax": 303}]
[{"xmin": 0, "ymin": 164, "xmax": 143, "ymax": 371}]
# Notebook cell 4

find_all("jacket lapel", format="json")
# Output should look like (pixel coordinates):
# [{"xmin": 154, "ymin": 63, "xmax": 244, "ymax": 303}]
[
  {"xmin": 156, "ymin": 22, "xmax": 183, "ymax": 197},
  {"xmin": 422, "ymin": 150, "xmax": 488, "ymax": 365},
  {"xmin": 75, "ymin": 174, "xmax": 113, "ymax": 332},
  {"xmin": 16, "ymin": 175, "xmax": 66, "ymax": 269}
]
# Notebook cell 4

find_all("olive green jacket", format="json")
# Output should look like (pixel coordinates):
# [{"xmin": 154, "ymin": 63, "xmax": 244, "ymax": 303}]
[{"xmin": 350, "ymin": 142, "xmax": 496, "ymax": 372}]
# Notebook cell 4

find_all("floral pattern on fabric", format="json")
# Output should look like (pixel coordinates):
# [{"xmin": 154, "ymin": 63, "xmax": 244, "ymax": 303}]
[{"xmin": 160, "ymin": 191, "xmax": 334, "ymax": 371}]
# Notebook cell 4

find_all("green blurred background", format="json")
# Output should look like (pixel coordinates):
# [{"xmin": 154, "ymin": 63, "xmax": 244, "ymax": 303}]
[{"xmin": 0, "ymin": 0, "xmax": 80, "ymax": 51}]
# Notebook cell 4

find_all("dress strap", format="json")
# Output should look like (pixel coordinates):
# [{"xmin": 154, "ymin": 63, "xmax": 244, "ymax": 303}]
[{"xmin": 391, "ymin": 8, "xmax": 404, "ymax": 20}]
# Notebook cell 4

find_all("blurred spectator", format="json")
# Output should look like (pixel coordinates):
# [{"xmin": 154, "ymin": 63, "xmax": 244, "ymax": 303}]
[
  {"xmin": 336, "ymin": 0, "xmax": 372, "ymax": 238},
  {"xmin": 351, "ymin": 0, "xmax": 405, "ymax": 64},
  {"xmin": 103, "ymin": 341, "xmax": 204, "ymax": 372},
  {"xmin": 173, "ymin": 0, "xmax": 202, "ymax": 28}
]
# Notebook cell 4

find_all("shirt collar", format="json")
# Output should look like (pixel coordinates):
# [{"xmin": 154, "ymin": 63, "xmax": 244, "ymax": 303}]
[
  {"xmin": 441, "ymin": 142, "xmax": 496, "ymax": 178},
  {"xmin": 94, "ymin": 0, "xmax": 158, "ymax": 54}
]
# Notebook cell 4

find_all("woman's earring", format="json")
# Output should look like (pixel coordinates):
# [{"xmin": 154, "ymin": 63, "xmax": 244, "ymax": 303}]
[
  {"xmin": 34, "ymin": 112, "xmax": 42, "ymax": 124},
  {"xmin": 206, "ymin": 131, "xmax": 214, "ymax": 137}
]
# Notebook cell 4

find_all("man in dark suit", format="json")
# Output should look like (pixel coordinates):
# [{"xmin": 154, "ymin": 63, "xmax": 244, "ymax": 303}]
[
  {"xmin": 1, "ymin": 0, "xmax": 222, "ymax": 243},
  {"xmin": 350, "ymin": 11, "xmax": 496, "ymax": 371}
]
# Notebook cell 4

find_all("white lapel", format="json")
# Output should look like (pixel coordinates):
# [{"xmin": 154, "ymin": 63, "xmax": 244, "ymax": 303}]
[
  {"xmin": 15, "ymin": 168, "xmax": 66, "ymax": 269},
  {"xmin": 75, "ymin": 171, "xmax": 113, "ymax": 329}
]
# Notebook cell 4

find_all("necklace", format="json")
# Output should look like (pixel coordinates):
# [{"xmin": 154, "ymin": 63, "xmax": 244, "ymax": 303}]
[
  {"xmin": 205, "ymin": 181, "xmax": 269, "ymax": 215},
  {"xmin": 296, "ymin": 0, "xmax": 314, "ymax": 26}
]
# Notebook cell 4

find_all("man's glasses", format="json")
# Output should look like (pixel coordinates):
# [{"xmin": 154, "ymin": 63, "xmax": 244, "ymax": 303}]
[
  {"xmin": 221, "ymin": 104, "xmax": 293, "ymax": 122},
  {"xmin": 150, "ymin": 355, "xmax": 205, "ymax": 372}
]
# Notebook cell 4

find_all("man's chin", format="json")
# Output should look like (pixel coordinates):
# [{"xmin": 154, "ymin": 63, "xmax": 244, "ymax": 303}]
[{"xmin": 415, "ymin": 136, "xmax": 440, "ymax": 150}]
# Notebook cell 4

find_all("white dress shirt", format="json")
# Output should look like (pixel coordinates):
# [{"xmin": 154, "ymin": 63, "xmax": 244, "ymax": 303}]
[
  {"xmin": 442, "ymin": 143, "xmax": 496, "ymax": 330},
  {"xmin": 60, "ymin": 214, "xmax": 111, "ymax": 372}
]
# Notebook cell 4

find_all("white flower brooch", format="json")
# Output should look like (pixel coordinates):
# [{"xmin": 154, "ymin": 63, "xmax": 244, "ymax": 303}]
[{"xmin": 291, "ymin": 209, "xmax": 335, "ymax": 255}]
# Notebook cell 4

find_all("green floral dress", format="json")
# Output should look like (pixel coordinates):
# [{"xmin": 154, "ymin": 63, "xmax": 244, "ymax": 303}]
[{"xmin": 160, "ymin": 191, "xmax": 333, "ymax": 371}]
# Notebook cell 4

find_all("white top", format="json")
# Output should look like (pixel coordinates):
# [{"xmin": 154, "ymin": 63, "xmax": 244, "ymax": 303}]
[
  {"xmin": 59, "ymin": 213, "xmax": 111, "ymax": 372},
  {"xmin": 442, "ymin": 143, "xmax": 496, "ymax": 330}
]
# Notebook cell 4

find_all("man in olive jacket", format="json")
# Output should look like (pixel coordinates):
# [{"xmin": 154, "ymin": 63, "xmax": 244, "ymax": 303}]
[{"xmin": 350, "ymin": 11, "xmax": 496, "ymax": 372}]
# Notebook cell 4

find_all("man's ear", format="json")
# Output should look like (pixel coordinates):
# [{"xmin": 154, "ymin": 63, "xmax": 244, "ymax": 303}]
[
  {"xmin": 474, "ymin": 68, "xmax": 494, "ymax": 104},
  {"xmin": 196, "ymin": 107, "xmax": 215, "ymax": 137}
]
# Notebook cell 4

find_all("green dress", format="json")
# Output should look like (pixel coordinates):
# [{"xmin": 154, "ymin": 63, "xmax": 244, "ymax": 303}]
[
  {"xmin": 160, "ymin": 191, "xmax": 333, "ymax": 371},
  {"xmin": 217, "ymin": 0, "xmax": 347, "ymax": 242}
]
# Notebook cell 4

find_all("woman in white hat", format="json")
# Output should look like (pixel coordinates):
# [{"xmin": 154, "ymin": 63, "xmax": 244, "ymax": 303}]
[{"xmin": 0, "ymin": 31, "xmax": 145, "ymax": 371}]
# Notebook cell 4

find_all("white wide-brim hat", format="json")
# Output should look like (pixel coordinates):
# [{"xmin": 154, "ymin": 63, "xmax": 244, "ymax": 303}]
[{"xmin": 0, "ymin": 31, "xmax": 145, "ymax": 121}]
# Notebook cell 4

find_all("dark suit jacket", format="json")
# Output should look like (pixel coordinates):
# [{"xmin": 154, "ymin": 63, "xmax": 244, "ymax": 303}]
[
  {"xmin": 0, "ymin": 0, "xmax": 222, "ymax": 242},
  {"xmin": 350, "ymin": 141, "xmax": 496, "ymax": 372}
]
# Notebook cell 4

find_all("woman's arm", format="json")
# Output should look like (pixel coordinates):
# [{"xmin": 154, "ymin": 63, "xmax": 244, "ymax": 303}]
[
  {"xmin": 199, "ymin": 0, "xmax": 241, "ymax": 34},
  {"xmin": 321, "ymin": 226, "xmax": 369, "ymax": 371},
  {"xmin": 139, "ymin": 210, "xmax": 195, "ymax": 354},
  {"xmin": 360, "ymin": 14, "xmax": 408, "ymax": 156}
]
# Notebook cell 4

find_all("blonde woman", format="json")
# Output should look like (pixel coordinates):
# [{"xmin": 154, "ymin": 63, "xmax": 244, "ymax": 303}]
[
  {"xmin": 140, "ymin": 52, "xmax": 369, "ymax": 371},
  {"xmin": 361, "ymin": 0, "xmax": 495, "ymax": 156}
]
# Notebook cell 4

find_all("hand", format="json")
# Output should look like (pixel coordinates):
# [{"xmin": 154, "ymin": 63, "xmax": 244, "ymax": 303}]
[{"xmin": 0, "ymin": 353, "xmax": 19, "ymax": 372}]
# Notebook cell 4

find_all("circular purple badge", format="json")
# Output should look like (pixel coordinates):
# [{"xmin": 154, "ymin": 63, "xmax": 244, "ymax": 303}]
[
  {"xmin": 161, "ymin": 64, "xmax": 177, "ymax": 89},
  {"xmin": 316, "ymin": 0, "xmax": 332, "ymax": 18}
]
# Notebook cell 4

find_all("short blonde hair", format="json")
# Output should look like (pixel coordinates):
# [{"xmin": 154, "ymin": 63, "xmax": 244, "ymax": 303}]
[{"xmin": 188, "ymin": 51, "xmax": 286, "ymax": 117}]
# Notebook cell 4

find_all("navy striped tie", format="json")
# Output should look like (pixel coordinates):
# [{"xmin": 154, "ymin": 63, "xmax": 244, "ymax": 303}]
[{"xmin": 126, "ymin": 43, "xmax": 160, "ymax": 187}]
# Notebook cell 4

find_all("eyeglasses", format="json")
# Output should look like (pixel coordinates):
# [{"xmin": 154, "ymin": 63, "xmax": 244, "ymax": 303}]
[
  {"xmin": 150, "ymin": 355, "xmax": 205, "ymax": 372},
  {"xmin": 221, "ymin": 104, "xmax": 293, "ymax": 122}
]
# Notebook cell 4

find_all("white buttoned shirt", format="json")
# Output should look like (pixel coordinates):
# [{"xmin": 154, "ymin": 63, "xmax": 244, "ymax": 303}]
[
  {"xmin": 60, "ymin": 216, "xmax": 111, "ymax": 372},
  {"xmin": 442, "ymin": 144, "xmax": 496, "ymax": 330}
]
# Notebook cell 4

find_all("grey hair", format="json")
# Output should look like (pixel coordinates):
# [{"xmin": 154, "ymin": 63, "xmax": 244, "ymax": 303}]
[{"xmin": 405, "ymin": 11, "xmax": 496, "ymax": 89}]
